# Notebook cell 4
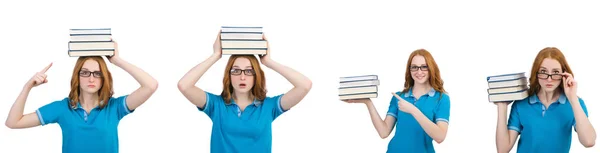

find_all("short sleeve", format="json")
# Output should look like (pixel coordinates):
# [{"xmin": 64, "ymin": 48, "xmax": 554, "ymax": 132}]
[
  {"xmin": 573, "ymin": 98, "xmax": 589, "ymax": 128},
  {"xmin": 198, "ymin": 91, "xmax": 219, "ymax": 119},
  {"xmin": 266, "ymin": 94, "xmax": 285, "ymax": 120},
  {"xmin": 36, "ymin": 99, "xmax": 68, "ymax": 126},
  {"xmin": 434, "ymin": 94, "xmax": 450, "ymax": 123},
  {"xmin": 507, "ymin": 103, "xmax": 522, "ymax": 133},
  {"xmin": 113, "ymin": 95, "xmax": 132, "ymax": 120},
  {"xmin": 386, "ymin": 92, "xmax": 400, "ymax": 119}
]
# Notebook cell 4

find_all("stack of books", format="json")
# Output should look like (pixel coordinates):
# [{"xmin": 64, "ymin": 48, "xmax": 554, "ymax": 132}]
[
  {"xmin": 339, "ymin": 75, "xmax": 380, "ymax": 100},
  {"xmin": 486, "ymin": 72, "xmax": 529, "ymax": 102},
  {"xmin": 68, "ymin": 28, "xmax": 115, "ymax": 57},
  {"xmin": 220, "ymin": 26, "xmax": 267, "ymax": 55}
]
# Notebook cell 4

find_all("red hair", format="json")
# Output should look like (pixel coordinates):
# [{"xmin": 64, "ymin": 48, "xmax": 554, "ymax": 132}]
[
  {"xmin": 68, "ymin": 56, "xmax": 114, "ymax": 109},
  {"xmin": 221, "ymin": 55, "xmax": 267, "ymax": 104},
  {"xmin": 527, "ymin": 47, "xmax": 573, "ymax": 95},
  {"xmin": 402, "ymin": 49, "xmax": 446, "ymax": 94}
]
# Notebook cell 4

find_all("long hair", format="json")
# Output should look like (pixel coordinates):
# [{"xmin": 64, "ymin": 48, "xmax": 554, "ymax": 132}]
[
  {"xmin": 528, "ymin": 47, "xmax": 573, "ymax": 96},
  {"xmin": 68, "ymin": 56, "xmax": 114, "ymax": 109},
  {"xmin": 402, "ymin": 49, "xmax": 446, "ymax": 94},
  {"xmin": 221, "ymin": 55, "xmax": 267, "ymax": 104}
]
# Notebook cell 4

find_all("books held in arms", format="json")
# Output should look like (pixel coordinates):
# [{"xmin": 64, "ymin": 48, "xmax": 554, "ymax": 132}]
[
  {"xmin": 339, "ymin": 75, "xmax": 380, "ymax": 100},
  {"xmin": 68, "ymin": 28, "xmax": 114, "ymax": 57},
  {"xmin": 220, "ymin": 26, "xmax": 266, "ymax": 55},
  {"xmin": 486, "ymin": 72, "xmax": 529, "ymax": 102}
]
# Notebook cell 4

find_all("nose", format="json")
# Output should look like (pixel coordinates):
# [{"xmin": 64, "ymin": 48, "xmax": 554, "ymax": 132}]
[
  {"xmin": 240, "ymin": 74, "xmax": 246, "ymax": 80},
  {"xmin": 546, "ymin": 76, "xmax": 553, "ymax": 81},
  {"xmin": 88, "ymin": 76, "xmax": 96, "ymax": 83}
]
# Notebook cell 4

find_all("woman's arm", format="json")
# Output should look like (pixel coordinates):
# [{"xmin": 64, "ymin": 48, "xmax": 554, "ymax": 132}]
[
  {"xmin": 5, "ymin": 63, "xmax": 52, "ymax": 129},
  {"xmin": 109, "ymin": 42, "xmax": 158, "ymax": 110},
  {"xmin": 343, "ymin": 99, "xmax": 397, "ymax": 139},
  {"xmin": 177, "ymin": 33, "xmax": 222, "ymax": 108},
  {"xmin": 259, "ymin": 35, "xmax": 312, "ymax": 110},
  {"xmin": 495, "ymin": 102, "xmax": 520, "ymax": 153}
]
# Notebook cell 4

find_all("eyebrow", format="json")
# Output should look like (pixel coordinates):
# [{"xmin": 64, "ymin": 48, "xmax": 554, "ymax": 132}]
[{"xmin": 539, "ymin": 67, "xmax": 561, "ymax": 71}]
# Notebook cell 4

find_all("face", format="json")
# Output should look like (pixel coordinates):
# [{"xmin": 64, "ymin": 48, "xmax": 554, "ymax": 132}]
[
  {"xmin": 79, "ymin": 59, "xmax": 103, "ymax": 94},
  {"xmin": 409, "ymin": 55, "xmax": 429, "ymax": 84},
  {"xmin": 537, "ymin": 58, "xmax": 563, "ymax": 92},
  {"xmin": 230, "ymin": 58, "xmax": 255, "ymax": 94}
]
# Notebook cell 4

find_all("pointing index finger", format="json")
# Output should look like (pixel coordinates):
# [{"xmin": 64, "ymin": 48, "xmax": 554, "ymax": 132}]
[{"xmin": 41, "ymin": 63, "xmax": 53, "ymax": 73}]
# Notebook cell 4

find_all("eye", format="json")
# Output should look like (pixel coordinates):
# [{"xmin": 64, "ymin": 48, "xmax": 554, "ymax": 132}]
[
  {"xmin": 552, "ymin": 71, "xmax": 560, "ymax": 74},
  {"xmin": 540, "ymin": 70, "xmax": 546, "ymax": 73}
]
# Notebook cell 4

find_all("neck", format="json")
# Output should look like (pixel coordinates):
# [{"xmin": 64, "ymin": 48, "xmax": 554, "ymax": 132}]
[
  {"xmin": 538, "ymin": 89, "xmax": 559, "ymax": 104},
  {"xmin": 233, "ymin": 91, "xmax": 253, "ymax": 104},
  {"xmin": 80, "ymin": 92, "xmax": 99, "ymax": 108},
  {"xmin": 413, "ymin": 82, "xmax": 432, "ymax": 94}
]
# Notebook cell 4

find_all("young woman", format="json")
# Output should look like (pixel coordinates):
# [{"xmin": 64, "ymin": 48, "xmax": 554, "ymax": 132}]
[
  {"xmin": 5, "ymin": 41, "xmax": 159, "ymax": 153},
  {"xmin": 495, "ymin": 47, "xmax": 596, "ymax": 153},
  {"xmin": 343, "ymin": 49, "xmax": 450, "ymax": 153},
  {"xmin": 177, "ymin": 32, "xmax": 312, "ymax": 153}
]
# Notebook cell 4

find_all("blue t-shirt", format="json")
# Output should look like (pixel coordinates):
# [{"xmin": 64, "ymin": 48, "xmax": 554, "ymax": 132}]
[
  {"xmin": 508, "ymin": 93, "xmax": 589, "ymax": 153},
  {"xmin": 198, "ymin": 92, "xmax": 287, "ymax": 153},
  {"xmin": 386, "ymin": 88, "xmax": 450, "ymax": 153},
  {"xmin": 36, "ymin": 95, "xmax": 132, "ymax": 153}
]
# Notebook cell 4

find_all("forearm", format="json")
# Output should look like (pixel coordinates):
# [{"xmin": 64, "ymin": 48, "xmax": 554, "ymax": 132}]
[
  {"xmin": 365, "ymin": 101, "xmax": 392, "ymax": 138},
  {"xmin": 178, "ymin": 54, "xmax": 220, "ymax": 90},
  {"xmin": 263, "ymin": 59, "xmax": 311, "ymax": 90},
  {"xmin": 569, "ymin": 96, "xmax": 596, "ymax": 147},
  {"xmin": 496, "ymin": 105, "xmax": 511, "ymax": 153},
  {"xmin": 6, "ymin": 85, "xmax": 32, "ymax": 127},
  {"xmin": 411, "ymin": 111, "xmax": 447, "ymax": 143},
  {"xmin": 111, "ymin": 57, "xmax": 158, "ymax": 89}
]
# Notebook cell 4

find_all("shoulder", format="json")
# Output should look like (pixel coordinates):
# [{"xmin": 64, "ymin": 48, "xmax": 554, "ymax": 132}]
[{"xmin": 264, "ymin": 94, "xmax": 284, "ymax": 102}]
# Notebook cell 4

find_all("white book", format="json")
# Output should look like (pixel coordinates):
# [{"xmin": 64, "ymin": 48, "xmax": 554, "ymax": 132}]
[
  {"xmin": 221, "ymin": 33, "xmax": 263, "ymax": 40},
  {"xmin": 487, "ymin": 72, "xmax": 527, "ymax": 82},
  {"xmin": 488, "ymin": 85, "xmax": 528, "ymax": 94},
  {"xmin": 70, "ymin": 28, "xmax": 111, "ymax": 35},
  {"xmin": 339, "ymin": 86, "xmax": 378, "ymax": 95},
  {"xmin": 488, "ymin": 78, "xmax": 528, "ymax": 89},
  {"xmin": 489, "ymin": 89, "xmax": 529, "ymax": 102},
  {"xmin": 221, "ymin": 26, "xmax": 263, "ymax": 33},
  {"xmin": 221, "ymin": 40, "xmax": 267, "ymax": 49},
  {"xmin": 339, "ymin": 80, "xmax": 380, "ymax": 88},
  {"xmin": 339, "ymin": 93, "xmax": 378, "ymax": 100},
  {"xmin": 222, "ymin": 49, "xmax": 267, "ymax": 55},
  {"xmin": 340, "ymin": 75, "xmax": 378, "ymax": 83},
  {"xmin": 69, "ymin": 42, "xmax": 115, "ymax": 50},
  {"xmin": 68, "ymin": 50, "xmax": 114, "ymax": 57},
  {"xmin": 70, "ymin": 35, "xmax": 112, "ymax": 42}
]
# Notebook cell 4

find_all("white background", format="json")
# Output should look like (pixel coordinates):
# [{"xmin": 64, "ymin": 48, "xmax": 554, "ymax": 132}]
[{"xmin": 1, "ymin": 0, "xmax": 599, "ymax": 153}]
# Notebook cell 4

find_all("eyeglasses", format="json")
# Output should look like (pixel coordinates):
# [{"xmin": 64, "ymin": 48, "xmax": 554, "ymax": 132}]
[
  {"xmin": 80, "ymin": 70, "xmax": 103, "ymax": 78},
  {"xmin": 410, "ymin": 65, "xmax": 429, "ymax": 72},
  {"xmin": 230, "ymin": 68, "xmax": 255, "ymax": 76},
  {"xmin": 537, "ymin": 72, "xmax": 562, "ymax": 80}
]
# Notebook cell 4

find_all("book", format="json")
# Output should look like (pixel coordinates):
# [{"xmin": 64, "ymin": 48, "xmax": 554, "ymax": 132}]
[
  {"xmin": 487, "ymin": 72, "xmax": 527, "ymax": 82},
  {"xmin": 339, "ymin": 93, "xmax": 378, "ymax": 100},
  {"xmin": 67, "ymin": 28, "xmax": 115, "ymax": 57},
  {"xmin": 486, "ymin": 72, "xmax": 529, "ymax": 102},
  {"xmin": 487, "ymin": 85, "xmax": 528, "ymax": 94},
  {"xmin": 488, "ymin": 77, "xmax": 528, "ymax": 89},
  {"xmin": 220, "ymin": 26, "xmax": 266, "ymax": 55},
  {"xmin": 339, "ymin": 85, "xmax": 378, "ymax": 95},
  {"xmin": 221, "ymin": 26, "xmax": 263, "ymax": 33},
  {"xmin": 339, "ymin": 79, "xmax": 380, "ymax": 88},
  {"xmin": 339, "ymin": 75, "xmax": 380, "ymax": 100},
  {"xmin": 340, "ymin": 75, "xmax": 378, "ymax": 83},
  {"xmin": 489, "ymin": 89, "xmax": 529, "ymax": 102}
]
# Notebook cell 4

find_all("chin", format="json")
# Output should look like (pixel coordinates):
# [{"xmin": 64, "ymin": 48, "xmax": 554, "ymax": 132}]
[{"xmin": 81, "ymin": 88, "xmax": 100, "ymax": 94}]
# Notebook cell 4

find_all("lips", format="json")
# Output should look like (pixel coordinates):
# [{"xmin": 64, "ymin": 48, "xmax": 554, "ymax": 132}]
[
  {"xmin": 88, "ymin": 85, "xmax": 96, "ymax": 88},
  {"xmin": 545, "ymin": 84, "xmax": 553, "ymax": 88},
  {"xmin": 239, "ymin": 83, "xmax": 247, "ymax": 88}
]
